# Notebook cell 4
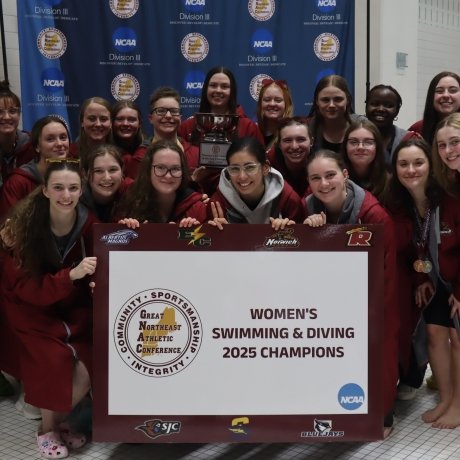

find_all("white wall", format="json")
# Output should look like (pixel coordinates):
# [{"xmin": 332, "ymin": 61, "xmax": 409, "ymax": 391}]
[
  {"xmin": 0, "ymin": 0, "xmax": 20, "ymax": 99},
  {"xmin": 417, "ymin": 0, "xmax": 460, "ymax": 117},
  {"xmin": 355, "ymin": 0, "xmax": 419, "ymax": 129}
]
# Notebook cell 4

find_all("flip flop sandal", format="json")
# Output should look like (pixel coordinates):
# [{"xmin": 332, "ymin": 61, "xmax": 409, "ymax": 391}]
[
  {"xmin": 59, "ymin": 422, "xmax": 87, "ymax": 449},
  {"xmin": 36, "ymin": 431, "xmax": 68, "ymax": 459}
]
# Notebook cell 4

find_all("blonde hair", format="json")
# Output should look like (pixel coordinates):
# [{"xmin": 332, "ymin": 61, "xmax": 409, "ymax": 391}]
[{"xmin": 433, "ymin": 112, "xmax": 460, "ymax": 198}]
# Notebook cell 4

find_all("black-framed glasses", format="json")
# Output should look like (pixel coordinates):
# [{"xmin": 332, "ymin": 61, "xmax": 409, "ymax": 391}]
[
  {"xmin": 226, "ymin": 163, "xmax": 261, "ymax": 176},
  {"xmin": 151, "ymin": 107, "xmax": 181, "ymax": 116},
  {"xmin": 152, "ymin": 164, "xmax": 183, "ymax": 178}
]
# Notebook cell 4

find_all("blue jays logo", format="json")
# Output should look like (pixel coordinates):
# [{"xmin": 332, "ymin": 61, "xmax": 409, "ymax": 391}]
[
  {"xmin": 100, "ymin": 229, "xmax": 138, "ymax": 245},
  {"xmin": 314, "ymin": 419, "xmax": 332, "ymax": 434}
]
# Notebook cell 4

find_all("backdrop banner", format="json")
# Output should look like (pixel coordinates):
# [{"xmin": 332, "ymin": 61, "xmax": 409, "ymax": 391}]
[
  {"xmin": 92, "ymin": 223, "xmax": 383, "ymax": 443},
  {"xmin": 17, "ymin": 0, "xmax": 355, "ymax": 138}
]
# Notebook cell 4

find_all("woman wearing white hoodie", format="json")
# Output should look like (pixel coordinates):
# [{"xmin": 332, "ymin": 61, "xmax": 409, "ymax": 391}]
[{"xmin": 209, "ymin": 137, "xmax": 303, "ymax": 225}]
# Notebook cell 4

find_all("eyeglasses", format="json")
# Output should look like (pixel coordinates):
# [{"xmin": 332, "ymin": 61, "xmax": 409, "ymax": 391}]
[
  {"xmin": 152, "ymin": 164, "xmax": 183, "ymax": 178},
  {"xmin": 0, "ymin": 107, "xmax": 20, "ymax": 117},
  {"xmin": 114, "ymin": 116, "xmax": 139, "ymax": 124},
  {"xmin": 347, "ymin": 139, "xmax": 376, "ymax": 148},
  {"xmin": 151, "ymin": 107, "xmax": 181, "ymax": 117},
  {"xmin": 46, "ymin": 158, "xmax": 81, "ymax": 165},
  {"xmin": 226, "ymin": 163, "xmax": 261, "ymax": 176}
]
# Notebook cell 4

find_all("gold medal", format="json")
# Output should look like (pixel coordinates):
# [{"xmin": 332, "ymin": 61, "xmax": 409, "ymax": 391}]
[
  {"xmin": 413, "ymin": 259, "xmax": 425, "ymax": 273},
  {"xmin": 423, "ymin": 260, "xmax": 433, "ymax": 274}
]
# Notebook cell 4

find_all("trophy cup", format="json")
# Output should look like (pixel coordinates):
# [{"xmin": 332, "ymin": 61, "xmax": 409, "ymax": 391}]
[{"xmin": 194, "ymin": 113, "xmax": 239, "ymax": 167}]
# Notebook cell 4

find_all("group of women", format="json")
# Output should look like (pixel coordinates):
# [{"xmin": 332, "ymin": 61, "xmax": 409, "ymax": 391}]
[{"xmin": 0, "ymin": 67, "xmax": 459, "ymax": 458}]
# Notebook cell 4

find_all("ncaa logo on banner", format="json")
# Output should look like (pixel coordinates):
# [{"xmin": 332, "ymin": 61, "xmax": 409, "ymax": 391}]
[
  {"xmin": 37, "ymin": 27, "xmax": 67, "ymax": 59},
  {"xmin": 181, "ymin": 33, "xmax": 209, "ymax": 63},
  {"xmin": 183, "ymin": 0, "xmax": 206, "ymax": 12},
  {"xmin": 248, "ymin": 0, "xmax": 275, "ymax": 21},
  {"xmin": 112, "ymin": 27, "xmax": 137, "ymax": 53},
  {"xmin": 251, "ymin": 29, "xmax": 273, "ymax": 55},
  {"xmin": 113, "ymin": 288, "xmax": 203, "ymax": 377},
  {"xmin": 338, "ymin": 383, "xmax": 365, "ymax": 410},
  {"xmin": 184, "ymin": 70, "xmax": 205, "ymax": 96},
  {"xmin": 313, "ymin": 33, "xmax": 340, "ymax": 61},
  {"xmin": 317, "ymin": 0, "xmax": 337, "ymax": 13},
  {"xmin": 41, "ymin": 68, "xmax": 64, "ymax": 93},
  {"xmin": 249, "ymin": 73, "xmax": 271, "ymax": 101},
  {"xmin": 111, "ymin": 74, "xmax": 140, "ymax": 101},
  {"xmin": 110, "ymin": 0, "xmax": 139, "ymax": 18}
]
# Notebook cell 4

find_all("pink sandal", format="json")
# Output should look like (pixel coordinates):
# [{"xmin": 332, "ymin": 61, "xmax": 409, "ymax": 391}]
[
  {"xmin": 36, "ymin": 431, "xmax": 68, "ymax": 459},
  {"xmin": 59, "ymin": 422, "xmax": 87, "ymax": 449}
]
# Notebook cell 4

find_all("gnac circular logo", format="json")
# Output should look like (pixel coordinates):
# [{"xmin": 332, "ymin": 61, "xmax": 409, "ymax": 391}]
[
  {"xmin": 37, "ymin": 27, "xmax": 67, "ymax": 59},
  {"xmin": 313, "ymin": 33, "xmax": 340, "ymax": 61},
  {"xmin": 109, "ymin": 0, "xmax": 139, "ymax": 18},
  {"xmin": 114, "ymin": 289, "xmax": 202, "ymax": 377},
  {"xmin": 248, "ymin": 0, "xmax": 275, "ymax": 21},
  {"xmin": 111, "ymin": 73, "xmax": 140, "ymax": 101},
  {"xmin": 249, "ymin": 73, "xmax": 271, "ymax": 101},
  {"xmin": 181, "ymin": 33, "xmax": 209, "ymax": 62}
]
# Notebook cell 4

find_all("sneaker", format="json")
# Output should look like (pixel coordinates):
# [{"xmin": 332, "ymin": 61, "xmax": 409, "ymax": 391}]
[
  {"xmin": 16, "ymin": 391, "xmax": 42, "ymax": 420},
  {"xmin": 397, "ymin": 383, "xmax": 417, "ymax": 401},
  {"xmin": 0, "ymin": 372, "xmax": 15, "ymax": 397}
]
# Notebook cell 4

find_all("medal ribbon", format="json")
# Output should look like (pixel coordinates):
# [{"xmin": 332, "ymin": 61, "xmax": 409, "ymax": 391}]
[{"xmin": 414, "ymin": 207, "xmax": 432, "ymax": 258}]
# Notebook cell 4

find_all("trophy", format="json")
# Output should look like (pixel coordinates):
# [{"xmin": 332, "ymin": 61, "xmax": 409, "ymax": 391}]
[{"xmin": 194, "ymin": 113, "xmax": 239, "ymax": 168}]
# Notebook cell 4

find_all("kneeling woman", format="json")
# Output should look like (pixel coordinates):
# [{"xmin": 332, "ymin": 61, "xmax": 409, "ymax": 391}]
[
  {"xmin": 209, "ymin": 136, "xmax": 303, "ymax": 226},
  {"xmin": 1, "ymin": 159, "xmax": 97, "ymax": 458},
  {"xmin": 117, "ymin": 139, "xmax": 207, "ymax": 225},
  {"xmin": 304, "ymin": 149, "xmax": 399, "ymax": 437}
]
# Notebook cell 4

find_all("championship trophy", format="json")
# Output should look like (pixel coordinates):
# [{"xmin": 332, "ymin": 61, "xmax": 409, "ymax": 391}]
[{"xmin": 194, "ymin": 113, "xmax": 239, "ymax": 167}]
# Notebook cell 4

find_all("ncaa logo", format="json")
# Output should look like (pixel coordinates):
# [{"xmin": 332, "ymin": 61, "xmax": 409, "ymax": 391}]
[
  {"xmin": 41, "ymin": 68, "xmax": 64, "ymax": 93},
  {"xmin": 251, "ymin": 29, "xmax": 273, "ymax": 55},
  {"xmin": 184, "ymin": 70, "xmax": 205, "ymax": 96},
  {"xmin": 338, "ymin": 383, "xmax": 365, "ymax": 410},
  {"xmin": 112, "ymin": 27, "xmax": 137, "ymax": 53},
  {"xmin": 184, "ymin": 0, "xmax": 205, "ymax": 12},
  {"xmin": 317, "ymin": 0, "xmax": 337, "ymax": 13}
]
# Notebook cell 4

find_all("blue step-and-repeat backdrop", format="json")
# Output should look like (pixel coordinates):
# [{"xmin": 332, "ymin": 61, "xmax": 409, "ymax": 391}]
[{"xmin": 17, "ymin": 0, "xmax": 355, "ymax": 138}]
